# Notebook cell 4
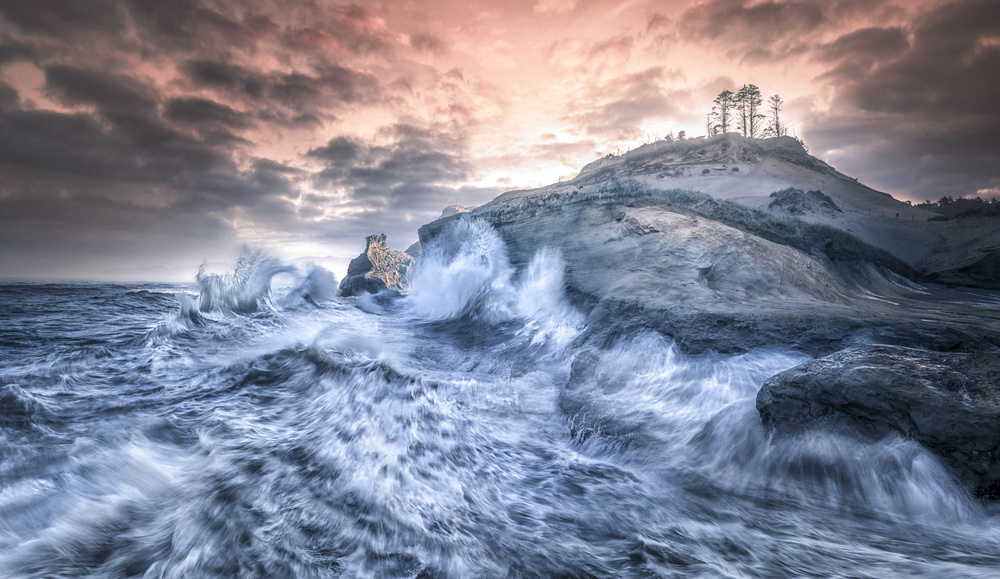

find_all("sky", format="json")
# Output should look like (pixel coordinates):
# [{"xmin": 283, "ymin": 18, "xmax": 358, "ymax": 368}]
[{"xmin": 0, "ymin": 0, "xmax": 998, "ymax": 280}]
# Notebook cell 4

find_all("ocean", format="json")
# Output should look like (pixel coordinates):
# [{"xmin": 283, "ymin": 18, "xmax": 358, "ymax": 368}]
[{"xmin": 1, "ymin": 222, "xmax": 998, "ymax": 577}]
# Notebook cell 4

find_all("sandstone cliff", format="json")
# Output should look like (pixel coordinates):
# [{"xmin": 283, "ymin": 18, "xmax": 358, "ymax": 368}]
[{"xmin": 338, "ymin": 234, "xmax": 414, "ymax": 297}]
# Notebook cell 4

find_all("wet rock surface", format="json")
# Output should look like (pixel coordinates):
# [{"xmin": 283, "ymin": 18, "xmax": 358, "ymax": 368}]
[
  {"xmin": 339, "ymin": 233, "xmax": 414, "ymax": 296},
  {"xmin": 757, "ymin": 345, "xmax": 1000, "ymax": 495}
]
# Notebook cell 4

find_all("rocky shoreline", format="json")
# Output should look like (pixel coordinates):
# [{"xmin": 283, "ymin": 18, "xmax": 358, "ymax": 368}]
[
  {"xmin": 344, "ymin": 134, "xmax": 1000, "ymax": 498},
  {"xmin": 757, "ymin": 346, "xmax": 1000, "ymax": 499}
]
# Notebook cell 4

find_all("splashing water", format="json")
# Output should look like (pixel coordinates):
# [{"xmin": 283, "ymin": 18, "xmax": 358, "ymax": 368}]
[
  {"xmin": 0, "ymin": 232, "xmax": 998, "ymax": 578},
  {"xmin": 407, "ymin": 219, "xmax": 515, "ymax": 322},
  {"xmin": 280, "ymin": 265, "xmax": 340, "ymax": 310},
  {"xmin": 406, "ymin": 219, "xmax": 584, "ymax": 351},
  {"xmin": 195, "ymin": 247, "xmax": 297, "ymax": 314}
]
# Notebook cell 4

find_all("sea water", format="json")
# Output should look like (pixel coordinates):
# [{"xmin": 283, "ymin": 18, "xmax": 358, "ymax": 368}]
[{"xmin": 1, "ymin": 221, "xmax": 998, "ymax": 578}]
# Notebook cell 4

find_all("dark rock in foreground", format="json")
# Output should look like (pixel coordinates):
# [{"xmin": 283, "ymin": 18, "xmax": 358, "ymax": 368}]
[
  {"xmin": 757, "ymin": 345, "xmax": 1000, "ymax": 496},
  {"xmin": 339, "ymin": 233, "xmax": 414, "ymax": 296},
  {"xmin": 930, "ymin": 249, "xmax": 1000, "ymax": 290}
]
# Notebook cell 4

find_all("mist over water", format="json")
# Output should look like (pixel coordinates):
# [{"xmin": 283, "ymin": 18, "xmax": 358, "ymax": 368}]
[{"xmin": 1, "ymin": 224, "xmax": 999, "ymax": 577}]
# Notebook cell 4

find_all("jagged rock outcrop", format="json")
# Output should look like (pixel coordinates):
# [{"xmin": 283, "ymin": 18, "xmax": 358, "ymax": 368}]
[
  {"xmin": 338, "ymin": 234, "xmax": 414, "ymax": 297},
  {"xmin": 757, "ymin": 345, "xmax": 1000, "ymax": 497},
  {"xmin": 767, "ymin": 188, "xmax": 842, "ymax": 215}
]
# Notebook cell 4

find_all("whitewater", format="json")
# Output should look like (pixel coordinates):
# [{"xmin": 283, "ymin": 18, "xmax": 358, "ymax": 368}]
[{"xmin": 1, "ymin": 221, "xmax": 999, "ymax": 578}]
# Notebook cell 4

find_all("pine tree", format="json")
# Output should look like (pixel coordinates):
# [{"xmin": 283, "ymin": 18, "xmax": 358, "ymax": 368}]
[
  {"xmin": 735, "ymin": 85, "xmax": 748, "ymax": 137},
  {"xmin": 766, "ymin": 94, "xmax": 787, "ymax": 137},
  {"xmin": 736, "ymin": 84, "xmax": 765, "ymax": 138},
  {"xmin": 711, "ymin": 89, "xmax": 735, "ymax": 135}
]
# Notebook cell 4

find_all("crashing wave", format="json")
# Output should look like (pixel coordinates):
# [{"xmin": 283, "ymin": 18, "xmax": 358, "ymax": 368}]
[
  {"xmin": 195, "ymin": 247, "xmax": 296, "ymax": 314},
  {"xmin": 406, "ymin": 219, "xmax": 584, "ymax": 347},
  {"xmin": 280, "ymin": 265, "xmax": 339, "ymax": 309},
  {"xmin": 406, "ymin": 219, "xmax": 515, "ymax": 323},
  {"xmin": 162, "ymin": 249, "xmax": 337, "ymax": 335}
]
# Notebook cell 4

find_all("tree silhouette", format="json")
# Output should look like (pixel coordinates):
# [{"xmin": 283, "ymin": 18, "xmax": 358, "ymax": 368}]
[
  {"xmin": 766, "ymin": 94, "xmax": 787, "ymax": 137},
  {"xmin": 711, "ymin": 89, "xmax": 735, "ymax": 135},
  {"xmin": 735, "ymin": 86, "xmax": 747, "ymax": 137},
  {"xmin": 736, "ymin": 84, "xmax": 765, "ymax": 138}
]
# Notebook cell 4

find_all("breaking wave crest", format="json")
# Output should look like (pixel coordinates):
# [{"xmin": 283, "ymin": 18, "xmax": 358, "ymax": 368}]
[
  {"xmin": 407, "ymin": 219, "xmax": 515, "ymax": 322},
  {"xmin": 159, "ymin": 249, "xmax": 338, "ymax": 337},
  {"xmin": 195, "ymin": 247, "xmax": 297, "ymax": 314},
  {"xmin": 406, "ymin": 219, "xmax": 584, "ymax": 348},
  {"xmin": 280, "ymin": 264, "xmax": 339, "ymax": 309}
]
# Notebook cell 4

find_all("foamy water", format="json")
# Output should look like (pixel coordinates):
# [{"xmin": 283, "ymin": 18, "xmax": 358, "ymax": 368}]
[{"xmin": 1, "ymin": 222, "xmax": 998, "ymax": 577}]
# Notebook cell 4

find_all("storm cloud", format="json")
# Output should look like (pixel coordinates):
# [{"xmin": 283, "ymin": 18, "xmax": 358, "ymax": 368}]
[
  {"xmin": 807, "ymin": 0, "xmax": 1000, "ymax": 199},
  {"xmin": 0, "ymin": 0, "xmax": 997, "ymax": 279}
]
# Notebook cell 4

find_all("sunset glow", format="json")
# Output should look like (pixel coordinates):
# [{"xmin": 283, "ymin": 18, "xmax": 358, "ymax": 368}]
[{"xmin": 0, "ymin": 0, "xmax": 997, "ymax": 279}]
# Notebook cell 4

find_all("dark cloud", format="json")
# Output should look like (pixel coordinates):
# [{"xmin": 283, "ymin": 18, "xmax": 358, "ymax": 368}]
[
  {"xmin": 180, "ymin": 59, "xmax": 380, "ymax": 121},
  {"xmin": 44, "ymin": 65, "xmax": 158, "ymax": 115},
  {"xmin": 811, "ymin": 0, "xmax": 1000, "ymax": 199},
  {"xmin": 306, "ymin": 136, "xmax": 363, "ymax": 165},
  {"xmin": 1, "ymin": 0, "xmax": 407, "ymax": 63},
  {"xmin": 0, "ymin": 42, "xmax": 35, "ymax": 65},
  {"xmin": 243, "ymin": 126, "xmax": 497, "ymax": 255},
  {"xmin": 827, "ymin": 0, "xmax": 1000, "ymax": 115},
  {"xmin": 181, "ymin": 60, "xmax": 259, "ymax": 92},
  {"xmin": 0, "ymin": 55, "xmax": 302, "ymax": 277},
  {"xmin": 807, "ymin": 111, "xmax": 1000, "ymax": 200},
  {"xmin": 0, "ymin": 0, "xmax": 126, "ymax": 38},
  {"xmin": 0, "ymin": 103, "xmax": 289, "ymax": 210},
  {"xmin": 0, "ymin": 79, "xmax": 17, "ymax": 109},
  {"xmin": 124, "ymin": 0, "xmax": 247, "ymax": 50},
  {"xmin": 163, "ymin": 98, "xmax": 252, "ymax": 129},
  {"xmin": 0, "ymin": 0, "xmax": 452, "ymax": 278},
  {"xmin": 310, "ymin": 125, "xmax": 469, "ymax": 211},
  {"xmin": 678, "ymin": 0, "xmax": 892, "ymax": 61},
  {"xmin": 817, "ymin": 27, "xmax": 909, "ymax": 62},
  {"xmin": 0, "ymin": 109, "xmax": 147, "ymax": 180},
  {"xmin": 680, "ymin": 0, "xmax": 824, "ymax": 44}
]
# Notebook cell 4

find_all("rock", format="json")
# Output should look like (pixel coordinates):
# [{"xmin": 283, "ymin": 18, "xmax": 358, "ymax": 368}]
[
  {"xmin": 441, "ymin": 204, "xmax": 473, "ymax": 218},
  {"xmin": 338, "ymin": 234, "xmax": 415, "ymax": 297},
  {"xmin": 418, "ymin": 183, "xmax": 1000, "ymax": 355},
  {"xmin": 929, "ymin": 249, "xmax": 1000, "ymax": 289},
  {"xmin": 756, "ymin": 345, "xmax": 1000, "ymax": 495},
  {"xmin": 404, "ymin": 241, "xmax": 422, "ymax": 260},
  {"xmin": 480, "ymin": 133, "xmax": 1000, "ymax": 284}
]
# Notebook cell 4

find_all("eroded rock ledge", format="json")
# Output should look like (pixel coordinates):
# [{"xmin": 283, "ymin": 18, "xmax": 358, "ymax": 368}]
[
  {"xmin": 756, "ymin": 345, "xmax": 1000, "ymax": 497},
  {"xmin": 339, "ymin": 233, "xmax": 414, "ymax": 296}
]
